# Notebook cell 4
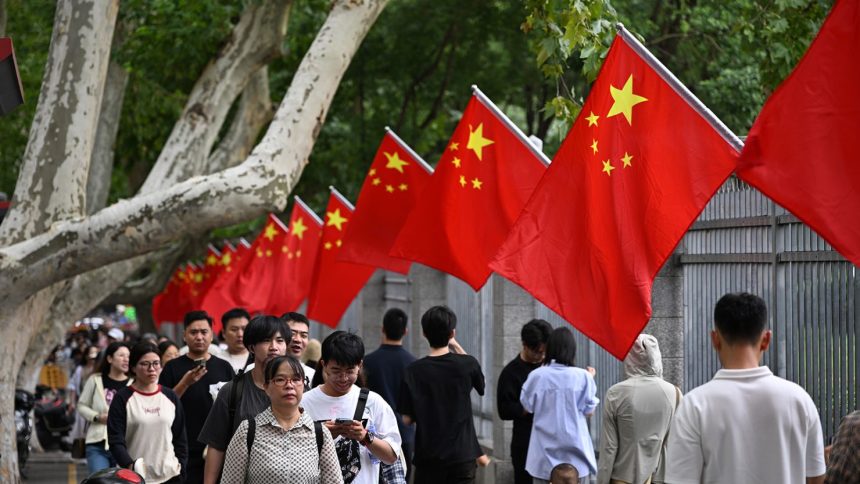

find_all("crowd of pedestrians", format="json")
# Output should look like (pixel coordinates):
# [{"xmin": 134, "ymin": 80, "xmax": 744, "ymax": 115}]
[{"xmin": 53, "ymin": 292, "xmax": 857, "ymax": 484}]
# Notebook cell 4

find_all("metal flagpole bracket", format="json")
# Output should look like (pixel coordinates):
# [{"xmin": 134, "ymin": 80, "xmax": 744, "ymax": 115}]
[
  {"xmin": 614, "ymin": 23, "xmax": 744, "ymax": 152},
  {"xmin": 470, "ymin": 85, "xmax": 553, "ymax": 166},
  {"xmin": 384, "ymin": 126, "xmax": 434, "ymax": 174}
]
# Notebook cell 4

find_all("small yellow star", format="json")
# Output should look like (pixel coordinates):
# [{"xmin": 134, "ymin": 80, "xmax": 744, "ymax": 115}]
[
  {"xmin": 602, "ymin": 159, "xmax": 615, "ymax": 176},
  {"xmin": 291, "ymin": 217, "xmax": 308, "ymax": 240},
  {"xmin": 288, "ymin": 252, "xmax": 294, "ymax": 259},
  {"xmin": 471, "ymin": 178, "xmax": 483, "ymax": 190},
  {"xmin": 281, "ymin": 246, "xmax": 288, "ymax": 253},
  {"xmin": 591, "ymin": 139, "xmax": 599, "ymax": 154},
  {"xmin": 296, "ymin": 250, "xmax": 302, "ymax": 258},
  {"xmin": 221, "ymin": 253, "xmax": 232, "ymax": 266},
  {"xmin": 586, "ymin": 111, "xmax": 599, "ymax": 127},
  {"xmin": 324, "ymin": 241, "xmax": 333, "ymax": 250},
  {"xmin": 467, "ymin": 123, "xmax": 494, "ymax": 161},
  {"xmin": 399, "ymin": 183, "xmax": 408, "ymax": 191},
  {"xmin": 607, "ymin": 74, "xmax": 648, "ymax": 125},
  {"xmin": 263, "ymin": 223, "xmax": 279, "ymax": 241},
  {"xmin": 621, "ymin": 152, "xmax": 633, "ymax": 168},
  {"xmin": 372, "ymin": 177, "xmax": 381, "ymax": 186},
  {"xmin": 336, "ymin": 239, "xmax": 342, "ymax": 247},
  {"xmin": 384, "ymin": 151, "xmax": 410, "ymax": 173},
  {"xmin": 449, "ymin": 142, "xmax": 459, "ymax": 151},
  {"xmin": 193, "ymin": 273, "xmax": 203, "ymax": 283},
  {"xmin": 369, "ymin": 168, "xmax": 377, "ymax": 176},
  {"xmin": 385, "ymin": 184, "xmax": 394, "ymax": 193},
  {"xmin": 265, "ymin": 249, "xmax": 273, "ymax": 257},
  {"xmin": 256, "ymin": 248, "xmax": 264, "ymax": 258},
  {"xmin": 459, "ymin": 175, "xmax": 467, "ymax": 187},
  {"xmin": 326, "ymin": 208, "xmax": 348, "ymax": 231},
  {"xmin": 452, "ymin": 157, "xmax": 461, "ymax": 168}
]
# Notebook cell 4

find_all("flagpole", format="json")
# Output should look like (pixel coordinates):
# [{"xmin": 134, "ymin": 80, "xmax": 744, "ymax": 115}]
[
  {"xmin": 328, "ymin": 186, "xmax": 356, "ymax": 210},
  {"xmin": 237, "ymin": 238, "xmax": 250, "ymax": 249},
  {"xmin": 615, "ymin": 24, "xmax": 744, "ymax": 152},
  {"xmin": 471, "ymin": 85, "xmax": 552, "ymax": 166},
  {"xmin": 294, "ymin": 195, "xmax": 324, "ymax": 226},
  {"xmin": 385, "ymin": 127, "xmax": 434, "ymax": 174},
  {"xmin": 207, "ymin": 243, "xmax": 222, "ymax": 257}
]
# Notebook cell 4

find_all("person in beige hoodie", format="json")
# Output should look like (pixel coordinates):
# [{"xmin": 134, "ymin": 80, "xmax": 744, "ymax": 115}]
[{"xmin": 76, "ymin": 342, "xmax": 130, "ymax": 474}]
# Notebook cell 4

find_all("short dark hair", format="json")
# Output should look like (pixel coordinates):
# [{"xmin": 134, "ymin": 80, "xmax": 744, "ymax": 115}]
[
  {"xmin": 550, "ymin": 463, "xmax": 579, "ymax": 484},
  {"xmin": 157, "ymin": 340, "xmax": 178, "ymax": 357},
  {"xmin": 244, "ymin": 315, "xmax": 291, "ymax": 352},
  {"xmin": 184, "ymin": 310, "xmax": 213, "ymax": 329},
  {"xmin": 281, "ymin": 312, "xmax": 310, "ymax": 328},
  {"xmin": 714, "ymin": 292, "xmax": 768, "ymax": 345},
  {"xmin": 421, "ymin": 305, "xmax": 456, "ymax": 348},
  {"xmin": 222, "ymin": 308, "xmax": 250, "ymax": 327},
  {"xmin": 264, "ymin": 355, "xmax": 305, "ymax": 384},
  {"xmin": 129, "ymin": 342, "xmax": 159, "ymax": 368},
  {"xmin": 382, "ymin": 308, "xmax": 408, "ymax": 340},
  {"xmin": 521, "ymin": 319, "xmax": 552, "ymax": 351},
  {"xmin": 320, "ymin": 331, "xmax": 364, "ymax": 367},
  {"xmin": 544, "ymin": 327, "xmax": 577, "ymax": 366},
  {"xmin": 99, "ymin": 342, "xmax": 129, "ymax": 379}
]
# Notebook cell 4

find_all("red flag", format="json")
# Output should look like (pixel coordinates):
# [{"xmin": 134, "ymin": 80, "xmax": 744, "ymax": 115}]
[
  {"xmin": 275, "ymin": 198, "xmax": 324, "ymax": 313},
  {"xmin": 234, "ymin": 239, "xmax": 251, "ymax": 265},
  {"xmin": 491, "ymin": 33, "xmax": 739, "ymax": 359},
  {"xmin": 307, "ymin": 189, "xmax": 376, "ymax": 327},
  {"xmin": 200, "ymin": 241, "xmax": 249, "ymax": 320},
  {"xmin": 390, "ymin": 92, "xmax": 548, "ymax": 289},
  {"xmin": 339, "ymin": 130, "xmax": 433, "ymax": 273},
  {"xmin": 197, "ymin": 245, "xmax": 223, "ymax": 300},
  {"xmin": 152, "ymin": 266, "xmax": 187, "ymax": 329},
  {"xmin": 737, "ymin": 0, "xmax": 860, "ymax": 267}
]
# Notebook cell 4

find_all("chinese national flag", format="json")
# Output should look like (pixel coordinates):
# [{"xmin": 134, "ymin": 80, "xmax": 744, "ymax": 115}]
[
  {"xmin": 307, "ymin": 189, "xmax": 376, "ymax": 327},
  {"xmin": 390, "ymin": 94, "xmax": 548, "ymax": 289},
  {"xmin": 152, "ymin": 266, "xmax": 186, "ymax": 329},
  {"xmin": 234, "ymin": 239, "xmax": 251, "ymax": 265},
  {"xmin": 737, "ymin": 0, "xmax": 860, "ymax": 267},
  {"xmin": 200, "ymin": 240, "xmax": 250, "ymax": 321},
  {"xmin": 491, "ymin": 35, "xmax": 739, "ymax": 359},
  {"xmin": 275, "ymin": 198, "xmax": 324, "ymax": 313},
  {"xmin": 197, "ymin": 245, "xmax": 223, "ymax": 301},
  {"xmin": 338, "ymin": 130, "xmax": 433, "ymax": 274}
]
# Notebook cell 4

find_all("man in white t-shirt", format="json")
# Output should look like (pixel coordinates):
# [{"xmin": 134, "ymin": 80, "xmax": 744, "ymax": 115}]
[
  {"xmin": 216, "ymin": 308, "xmax": 250, "ymax": 374},
  {"xmin": 282, "ymin": 311, "xmax": 316, "ymax": 382},
  {"xmin": 665, "ymin": 292, "xmax": 825, "ymax": 484},
  {"xmin": 303, "ymin": 331, "xmax": 401, "ymax": 484}
]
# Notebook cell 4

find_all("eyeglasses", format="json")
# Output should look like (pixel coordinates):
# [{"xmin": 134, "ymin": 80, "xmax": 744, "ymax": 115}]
[
  {"xmin": 326, "ymin": 367, "xmax": 359, "ymax": 381},
  {"xmin": 270, "ymin": 376, "xmax": 304, "ymax": 387},
  {"xmin": 137, "ymin": 361, "xmax": 161, "ymax": 369}
]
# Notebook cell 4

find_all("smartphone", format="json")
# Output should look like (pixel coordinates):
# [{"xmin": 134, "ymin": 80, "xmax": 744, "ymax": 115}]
[
  {"xmin": 334, "ymin": 418, "xmax": 354, "ymax": 425},
  {"xmin": 194, "ymin": 358, "xmax": 206, "ymax": 369}
]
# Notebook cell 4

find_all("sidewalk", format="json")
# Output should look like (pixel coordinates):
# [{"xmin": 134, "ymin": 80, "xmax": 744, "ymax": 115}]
[{"xmin": 23, "ymin": 450, "xmax": 87, "ymax": 484}]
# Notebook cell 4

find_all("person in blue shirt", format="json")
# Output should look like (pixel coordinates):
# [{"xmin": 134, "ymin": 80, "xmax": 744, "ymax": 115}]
[{"xmin": 520, "ymin": 327, "xmax": 598, "ymax": 483}]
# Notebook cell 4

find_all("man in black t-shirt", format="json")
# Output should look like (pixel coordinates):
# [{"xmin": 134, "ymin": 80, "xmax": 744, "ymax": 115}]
[
  {"xmin": 497, "ymin": 319, "xmax": 552, "ymax": 484},
  {"xmin": 159, "ymin": 310, "xmax": 234, "ymax": 484},
  {"xmin": 399, "ymin": 306, "xmax": 485, "ymax": 484}
]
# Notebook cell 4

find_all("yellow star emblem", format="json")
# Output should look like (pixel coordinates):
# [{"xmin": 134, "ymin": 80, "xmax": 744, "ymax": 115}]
[
  {"xmin": 602, "ymin": 160, "xmax": 615, "ymax": 176},
  {"xmin": 296, "ymin": 250, "xmax": 302, "ymax": 258},
  {"xmin": 399, "ymin": 183, "xmax": 408, "ymax": 191},
  {"xmin": 256, "ymin": 248, "xmax": 264, "ymax": 258},
  {"xmin": 586, "ymin": 111, "xmax": 599, "ymax": 127},
  {"xmin": 384, "ymin": 151, "xmax": 410, "ymax": 173},
  {"xmin": 265, "ymin": 249, "xmax": 272, "ymax": 257},
  {"xmin": 467, "ymin": 123, "xmax": 494, "ymax": 161},
  {"xmin": 221, "ymin": 253, "xmax": 232, "ymax": 266},
  {"xmin": 471, "ymin": 178, "xmax": 483, "ymax": 190},
  {"xmin": 324, "ymin": 241, "xmax": 333, "ymax": 250},
  {"xmin": 449, "ymin": 142, "xmax": 459, "ymax": 151},
  {"xmin": 621, "ymin": 152, "xmax": 633, "ymax": 168},
  {"xmin": 591, "ymin": 139, "xmax": 599, "ymax": 154},
  {"xmin": 288, "ymin": 252, "xmax": 294, "ymax": 259},
  {"xmin": 385, "ymin": 184, "xmax": 394, "ymax": 193},
  {"xmin": 326, "ymin": 208, "xmax": 348, "ymax": 231},
  {"xmin": 206, "ymin": 254, "xmax": 218, "ymax": 266},
  {"xmin": 369, "ymin": 168, "xmax": 376, "ymax": 176},
  {"xmin": 459, "ymin": 175, "xmax": 467, "ymax": 187},
  {"xmin": 194, "ymin": 273, "xmax": 203, "ymax": 283},
  {"xmin": 263, "ymin": 223, "xmax": 279, "ymax": 241},
  {"xmin": 607, "ymin": 74, "xmax": 647, "ymax": 125},
  {"xmin": 372, "ymin": 177, "xmax": 381, "ymax": 186},
  {"xmin": 452, "ymin": 157, "xmax": 461, "ymax": 168},
  {"xmin": 291, "ymin": 217, "xmax": 308, "ymax": 240},
  {"xmin": 281, "ymin": 246, "xmax": 288, "ymax": 253},
  {"xmin": 336, "ymin": 239, "xmax": 342, "ymax": 247}
]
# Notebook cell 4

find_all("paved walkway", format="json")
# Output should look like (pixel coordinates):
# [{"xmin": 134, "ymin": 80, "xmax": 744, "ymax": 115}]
[{"xmin": 22, "ymin": 450, "xmax": 88, "ymax": 483}]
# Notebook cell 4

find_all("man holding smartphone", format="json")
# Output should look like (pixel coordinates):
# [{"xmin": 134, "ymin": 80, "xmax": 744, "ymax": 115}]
[{"xmin": 160, "ymin": 310, "xmax": 234, "ymax": 484}]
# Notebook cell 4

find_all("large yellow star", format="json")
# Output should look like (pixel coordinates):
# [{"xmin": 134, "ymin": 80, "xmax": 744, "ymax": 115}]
[
  {"xmin": 206, "ymin": 254, "xmax": 219, "ymax": 266},
  {"xmin": 607, "ymin": 75, "xmax": 647, "ymax": 125},
  {"xmin": 263, "ymin": 223, "xmax": 279, "ymax": 241},
  {"xmin": 467, "ymin": 123, "xmax": 494, "ymax": 161},
  {"xmin": 586, "ymin": 111, "xmax": 599, "ymax": 127},
  {"xmin": 384, "ymin": 151, "xmax": 409, "ymax": 173},
  {"xmin": 621, "ymin": 152, "xmax": 633, "ymax": 168},
  {"xmin": 291, "ymin": 217, "xmax": 308, "ymax": 240},
  {"xmin": 326, "ymin": 208, "xmax": 348, "ymax": 231},
  {"xmin": 221, "ymin": 253, "xmax": 232, "ymax": 266},
  {"xmin": 602, "ymin": 159, "xmax": 615, "ymax": 176}
]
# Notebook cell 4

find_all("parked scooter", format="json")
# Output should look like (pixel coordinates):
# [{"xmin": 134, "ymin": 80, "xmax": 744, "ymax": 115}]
[
  {"xmin": 33, "ymin": 384, "xmax": 73, "ymax": 452},
  {"xmin": 14, "ymin": 388, "xmax": 35, "ymax": 478}
]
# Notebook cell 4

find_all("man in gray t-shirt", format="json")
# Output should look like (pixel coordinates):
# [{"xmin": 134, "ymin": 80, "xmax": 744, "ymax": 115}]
[{"xmin": 198, "ymin": 316, "xmax": 290, "ymax": 484}]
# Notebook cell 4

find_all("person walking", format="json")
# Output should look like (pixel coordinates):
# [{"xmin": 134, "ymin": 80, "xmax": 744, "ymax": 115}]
[
  {"xmin": 520, "ymin": 327, "xmax": 599, "ymax": 484},
  {"xmin": 108, "ymin": 342, "xmax": 187, "ymax": 483},
  {"xmin": 597, "ymin": 334, "xmax": 681, "ymax": 484},
  {"xmin": 220, "ymin": 355, "xmax": 343, "ymax": 484},
  {"xmin": 217, "ymin": 308, "xmax": 251, "ymax": 374},
  {"xmin": 76, "ymin": 342, "xmax": 130, "ymax": 474}
]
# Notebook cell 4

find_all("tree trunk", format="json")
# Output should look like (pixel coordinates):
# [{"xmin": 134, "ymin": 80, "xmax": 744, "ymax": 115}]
[{"xmin": 87, "ymin": 60, "xmax": 129, "ymax": 214}]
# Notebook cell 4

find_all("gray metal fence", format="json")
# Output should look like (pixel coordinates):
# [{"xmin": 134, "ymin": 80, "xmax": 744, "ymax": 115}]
[{"xmin": 682, "ymin": 176, "xmax": 858, "ymax": 440}]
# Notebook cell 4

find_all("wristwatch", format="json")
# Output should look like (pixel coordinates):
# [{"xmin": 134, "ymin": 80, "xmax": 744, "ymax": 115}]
[{"xmin": 360, "ymin": 431, "xmax": 376, "ymax": 447}]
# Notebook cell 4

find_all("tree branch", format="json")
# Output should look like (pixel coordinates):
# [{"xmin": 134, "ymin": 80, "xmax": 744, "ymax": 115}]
[
  {"xmin": 87, "ymin": 60, "xmax": 129, "ymax": 214},
  {"xmin": 0, "ymin": 0, "xmax": 7, "ymax": 38}
]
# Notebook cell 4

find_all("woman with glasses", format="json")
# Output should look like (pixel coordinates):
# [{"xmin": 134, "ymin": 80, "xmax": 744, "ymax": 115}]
[
  {"xmin": 77, "ymin": 342, "xmax": 130, "ymax": 474},
  {"xmin": 220, "ymin": 355, "xmax": 342, "ymax": 484},
  {"xmin": 108, "ymin": 342, "xmax": 187, "ymax": 483}
]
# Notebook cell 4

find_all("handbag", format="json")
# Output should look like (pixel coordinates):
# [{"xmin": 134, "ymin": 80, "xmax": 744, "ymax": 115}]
[{"xmin": 71, "ymin": 438, "xmax": 86, "ymax": 459}]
